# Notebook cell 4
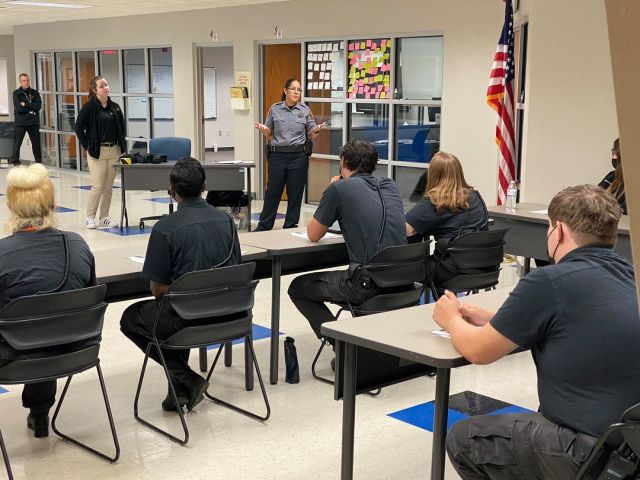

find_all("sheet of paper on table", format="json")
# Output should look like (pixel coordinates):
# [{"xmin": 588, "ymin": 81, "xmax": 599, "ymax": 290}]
[
  {"xmin": 530, "ymin": 209, "xmax": 548, "ymax": 215},
  {"xmin": 290, "ymin": 231, "xmax": 342, "ymax": 241},
  {"xmin": 430, "ymin": 329, "xmax": 452, "ymax": 339}
]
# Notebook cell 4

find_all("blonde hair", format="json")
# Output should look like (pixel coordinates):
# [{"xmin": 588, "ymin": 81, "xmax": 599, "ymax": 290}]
[
  {"xmin": 425, "ymin": 151, "xmax": 473, "ymax": 212},
  {"xmin": 6, "ymin": 163, "xmax": 57, "ymax": 233}
]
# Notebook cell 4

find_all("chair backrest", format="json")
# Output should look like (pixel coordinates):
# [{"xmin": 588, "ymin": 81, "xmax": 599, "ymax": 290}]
[
  {"xmin": 363, "ymin": 241, "xmax": 429, "ymax": 289},
  {"xmin": 166, "ymin": 262, "xmax": 258, "ymax": 320},
  {"xmin": 0, "ymin": 285, "xmax": 107, "ymax": 351},
  {"xmin": 149, "ymin": 137, "xmax": 191, "ymax": 161}
]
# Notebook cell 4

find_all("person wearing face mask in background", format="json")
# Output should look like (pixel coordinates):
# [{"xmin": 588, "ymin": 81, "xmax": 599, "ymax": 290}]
[
  {"xmin": 598, "ymin": 137, "xmax": 626, "ymax": 214},
  {"xmin": 432, "ymin": 185, "xmax": 640, "ymax": 480},
  {"xmin": 254, "ymin": 78, "xmax": 326, "ymax": 231},
  {"xmin": 75, "ymin": 75, "xmax": 126, "ymax": 229}
]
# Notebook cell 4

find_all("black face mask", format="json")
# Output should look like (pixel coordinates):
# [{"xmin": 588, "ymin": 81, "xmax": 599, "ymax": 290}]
[
  {"xmin": 612, "ymin": 158, "xmax": 618, "ymax": 169},
  {"xmin": 546, "ymin": 224, "xmax": 560, "ymax": 265}
]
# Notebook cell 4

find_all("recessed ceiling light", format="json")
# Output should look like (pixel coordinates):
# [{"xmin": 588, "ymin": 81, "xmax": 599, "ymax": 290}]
[{"xmin": 3, "ymin": 1, "xmax": 92, "ymax": 8}]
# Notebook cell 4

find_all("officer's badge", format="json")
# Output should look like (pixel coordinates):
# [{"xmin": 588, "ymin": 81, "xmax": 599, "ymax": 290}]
[{"xmin": 298, "ymin": 112, "xmax": 304, "ymax": 118}]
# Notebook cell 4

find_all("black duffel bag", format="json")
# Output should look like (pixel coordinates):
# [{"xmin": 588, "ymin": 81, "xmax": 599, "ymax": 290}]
[{"xmin": 206, "ymin": 190, "xmax": 248, "ymax": 208}]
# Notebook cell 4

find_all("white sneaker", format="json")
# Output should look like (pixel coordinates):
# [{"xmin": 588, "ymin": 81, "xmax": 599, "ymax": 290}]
[
  {"xmin": 86, "ymin": 217, "xmax": 96, "ymax": 229},
  {"xmin": 98, "ymin": 217, "xmax": 118, "ymax": 228}
]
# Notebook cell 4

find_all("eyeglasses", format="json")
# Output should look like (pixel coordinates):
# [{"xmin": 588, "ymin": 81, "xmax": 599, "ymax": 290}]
[{"xmin": 287, "ymin": 88, "xmax": 303, "ymax": 93}]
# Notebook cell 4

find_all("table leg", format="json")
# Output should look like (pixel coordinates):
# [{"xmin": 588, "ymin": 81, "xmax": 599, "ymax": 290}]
[
  {"xmin": 270, "ymin": 256, "xmax": 281, "ymax": 384},
  {"xmin": 246, "ymin": 167, "xmax": 252, "ymax": 232},
  {"xmin": 341, "ymin": 341, "xmax": 356, "ymax": 480},
  {"xmin": 120, "ymin": 170, "xmax": 126, "ymax": 232},
  {"xmin": 224, "ymin": 342, "xmax": 232, "ymax": 367},
  {"xmin": 431, "ymin": 367, "xmax": 451, "ymax": 480},
  {"xmin": 198, "ymin": 346, "xmax": 207, "ymax": 372},
  {"xmin": 523, "ymin": 257, "xmax": 531, "ymax": 276}
]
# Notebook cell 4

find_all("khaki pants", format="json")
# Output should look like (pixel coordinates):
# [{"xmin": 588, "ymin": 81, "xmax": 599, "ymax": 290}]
[{"xmin": 86, "ymin": 145, "xmax": 119, "ymax": 219}]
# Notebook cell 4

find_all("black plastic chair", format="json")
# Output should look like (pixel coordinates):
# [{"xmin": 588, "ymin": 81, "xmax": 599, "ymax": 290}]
[
  {"xmin": 0, "ymin": 428, "xmax": 11, "ymax": 480},
  {"xmin": 429, "ymin": 228, "xmax": 510, "ymax": 299},
  {"xmin": 133, "ymin": 262, "xmax": 270, "ymax": 446},
  {"xmin": 0, "ymin": 285, "xmax": 120, "ymax": 467},
  {"xmin": 576, "ymin": 402, "xmax": 640, "ymax": 480},
  {"xmin": 312, "ymin": 242, "xmax": 428, "ymax": 385}
]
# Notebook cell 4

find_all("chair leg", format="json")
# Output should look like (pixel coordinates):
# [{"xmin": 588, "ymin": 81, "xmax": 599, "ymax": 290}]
[
  {"xmin": 50, "ymin": 363, "xmax": 120, "ymax": 463},
  {"xmin": 133, "ymin": 342, "xmax": 189, "ymax": 445},
  {"xmin": 311, "ymin": 339, "xmax": 335, "ymax": 385},
  {"xmin": 0, "ymin": 429, "xmax": 13, "ymax": 480},
  {"xmin": 204, "ymin": 337, "xmax": 270, "ymax": 421}
]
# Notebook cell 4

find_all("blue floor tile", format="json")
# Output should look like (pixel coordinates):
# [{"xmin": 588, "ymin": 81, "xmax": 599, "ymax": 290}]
[
  {"xmin": 73, "ymin": 185, "xmax": 120, "ymax": 191},
  {"xmin": 99, "ymin": 226, "xmax": 152, "ymax": 236},
  {"xmin": 146, "ymin": 197, "xmax": 174, "ymax": 204},
  {"xmin": 207, "ymin": 324, "xmax": 282, "ymax": 350},
  {"xmin": 388, "ymin": 391, "xmax": 534, "ymax": 433},
  {"xmin": 0, "ymin": 386, "xmax": 8, "ymax": 394},
  {"xmin": 250, "ymin": 213, "xmax": 285, "ymax": 221},
  {"xmin": 54, "ymin": 206, "xmax": 77, "ymax": 213}
]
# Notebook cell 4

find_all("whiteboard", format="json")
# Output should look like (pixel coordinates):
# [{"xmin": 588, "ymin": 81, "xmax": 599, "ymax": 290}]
[
  {"xmin": 204, "ymin": 67, "xmax": 216, "ymax": 119},
  {"xmin": 125, "ymin": 64, "xmax": 146, "ymax": 94},
  {"xmin": 152, "ymin": 65, "xmax": 173, "ymax": 94}
]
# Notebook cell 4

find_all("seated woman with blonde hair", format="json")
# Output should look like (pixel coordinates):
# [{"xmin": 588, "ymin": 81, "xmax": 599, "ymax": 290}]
[
  {"xmin": 405, "ymin": 151, "xmax": 488, "ymax": 288},
  {"xmin": 0, "ymin": 163, "xmax": 97, "ymax": 438}
]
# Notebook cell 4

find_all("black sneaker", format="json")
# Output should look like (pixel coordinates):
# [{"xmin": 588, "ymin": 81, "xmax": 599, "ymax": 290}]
[
  {"xmin": 161, "ymin": 385, "xmax": 189, "ymax": 412},
  {"xmin": 184, "ymin": 376, "xmax": 209, "ymax": 411},
  {"xmin": 27, "ymin": 413, "xmax": 49, "ymax": 438}
]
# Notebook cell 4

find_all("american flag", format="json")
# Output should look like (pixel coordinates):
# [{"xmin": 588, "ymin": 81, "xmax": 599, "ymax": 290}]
[{"xmin": 487, "ymin": 0, "xmax": 516, "ymax": 205}]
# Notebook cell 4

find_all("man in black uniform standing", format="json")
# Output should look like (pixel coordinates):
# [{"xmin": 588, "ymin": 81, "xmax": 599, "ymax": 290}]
[
  {"xmin": 433, "ymin": 184, "xmax": 640, "ymax": 479},
  {"xmin": 12, "ymin": 73, "xmax": 42, "ymax": 166},
  {"xmin": 288, "ymin": 140, "xmax": 407, "ymax": 341},
  {"xmin": 120, "ymin": 157, "xmax": 241, "ymax": 412}
]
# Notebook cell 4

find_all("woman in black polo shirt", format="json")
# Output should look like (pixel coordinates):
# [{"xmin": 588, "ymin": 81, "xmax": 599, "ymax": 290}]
[
  {"xmin": 405, "ymin": 151, "xmax": 488, "ymax": 287},
  {"xmin": 75, "ymin": 75, "xmax": 126, "ymax": 229}
]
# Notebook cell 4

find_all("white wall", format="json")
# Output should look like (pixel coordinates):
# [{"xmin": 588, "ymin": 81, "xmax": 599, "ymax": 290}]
[
  {"xmin": 10, "ymin": 0, "xmax": 617, "ymax": 205},
  {"xmin": 0, "ymin": 35, "xmax": 15, "ymax": 122},
  {"xmin": 202, "ymin": 46, "xmax": 234, "ymax": 149}
]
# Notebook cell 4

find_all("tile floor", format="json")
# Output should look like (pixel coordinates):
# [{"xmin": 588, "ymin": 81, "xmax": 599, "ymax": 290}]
[{"xmin": 0, "ymin": 163, "xmax": 538, "ymax": 480}]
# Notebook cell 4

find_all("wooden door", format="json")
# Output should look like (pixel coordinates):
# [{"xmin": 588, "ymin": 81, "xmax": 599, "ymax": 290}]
[{"xmin": 262, "ymin": 44, "xmax": 301, "ymax": 200}]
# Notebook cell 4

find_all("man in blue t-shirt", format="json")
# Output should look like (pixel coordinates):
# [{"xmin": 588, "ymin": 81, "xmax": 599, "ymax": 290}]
[
  {"xmin": 288, "ymin": 140, "xmax": 407, "ymax": 342},
  {"xmin": 433, "ymin": 185, "xmax": 640, "ymax": 479}
]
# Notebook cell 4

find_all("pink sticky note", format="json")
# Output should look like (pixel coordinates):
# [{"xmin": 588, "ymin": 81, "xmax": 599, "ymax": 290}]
[
  {"xmin": 385, "ymin": 86, "xmax": 390, "ymax": 94},
  {"xmin": 366, "ymin": 39, "xmax": 372, "ymax": 47},
  {"xmin": 365, "ymin": 49, "xmax": 371, "ymax": 56},
  {"xmin": 372, "ymin": 42, "xmax": 377, "ymax": 50},
  {"xmin": 349, "ymin": 43, "xmax": 355, "ymax": 51},
  {"xmin": 365, "ymin": 93, "xmax": 371, "ymax": 99},
  {"xmin": 377, "ymin": 84, "xmax": 383, "ymax": 91},
  {"xmin": 373, "ymin": 67, "xmax": 378, "ymax": 75},
  {"xmin": 364, "ymin": 85, "xmax": 370, "ymax": 92},
  {"xmin": 358, "ymin": 87, "xmax": 364, "ymax": 94},
  {"xmin": 375, "ymin": 92, "xmax": 380, "ymax": 99},
  {"xmin": 381, "ymin": 39, "xmax": 387, "ymax": 48}
]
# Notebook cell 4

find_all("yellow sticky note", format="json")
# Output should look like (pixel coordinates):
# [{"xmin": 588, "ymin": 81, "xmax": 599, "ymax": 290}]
[
  {"xmin": 380, "ymin": 91, "xmax": 386, "ymax": 99},
  {"xmin": 374, "ymin": 75, "xmax": 383, "ymax": 83},
  {"xmin": 384, "ymin": 77, "xmax": 390, "ymax": 86},
  {"xmin": 348, "ymin": 86, "xmax": 353, "ymax": 93},
  {"xmin": 360, "ymin": 41, "xmax": 365, "ymax": 50}
]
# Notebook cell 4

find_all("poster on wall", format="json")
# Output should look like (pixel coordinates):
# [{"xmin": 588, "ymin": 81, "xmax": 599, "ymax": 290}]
[
  {"xmin": 305, "ymin": 41, "xmax": 344, "ymax": 98},
  {"xmin": 347, "ymin": 38, "xmax": 391, "ymax": 99}
]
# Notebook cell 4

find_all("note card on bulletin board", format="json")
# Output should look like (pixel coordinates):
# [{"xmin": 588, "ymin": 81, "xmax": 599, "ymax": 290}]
[{"xmin": 347, "ymin": 38, "xmax": 391, "ymax": 100}]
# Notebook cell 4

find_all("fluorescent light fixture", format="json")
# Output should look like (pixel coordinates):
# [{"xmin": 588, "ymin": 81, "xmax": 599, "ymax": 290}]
[{"xmin": 3, "ymin": 1, "xmax": 92, "ymax": 8}]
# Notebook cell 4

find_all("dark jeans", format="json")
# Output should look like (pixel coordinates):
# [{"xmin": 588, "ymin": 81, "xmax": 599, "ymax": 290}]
[
  {"xmin": 0, "ymin": 359, "xmax": 55, "ymax": 416},
  {"xmin": 257, "ymin": 151, "xmax": 308, "ymax": 231},
  {"xmin": 447, "ymin": 412, "xmax": 598, "ymax": 480},
  {"xmin": 13, "ymin": 124, "xmax": 42, "ymax": 164},
  {"xmin": 120, "ymin": 299, "xmax": 200, "ymax": 386},
  {"xmin": 288, "ymin": 270, "xmax": 377, "ymax": 341}
]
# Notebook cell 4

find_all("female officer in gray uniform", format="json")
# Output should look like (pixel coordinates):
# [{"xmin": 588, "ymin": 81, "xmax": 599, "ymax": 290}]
[{"xmin": 254, "ymin": 78, "xmax": 325, "ymax": 231}]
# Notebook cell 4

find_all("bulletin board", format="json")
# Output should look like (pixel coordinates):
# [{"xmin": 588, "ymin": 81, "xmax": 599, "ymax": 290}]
[
  {"xmin": 347, "ymin": 38, "xmax": 392, "ymax": 99},
  {"xmin": 305, "ymin": 41, "xmax": 345, "ymax": 98}
]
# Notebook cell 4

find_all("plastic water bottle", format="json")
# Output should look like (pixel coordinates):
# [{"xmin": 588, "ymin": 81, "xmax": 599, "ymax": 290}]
[{"xmin": 506, "ymin": 181, "xmax": 518, "ymax": 212}]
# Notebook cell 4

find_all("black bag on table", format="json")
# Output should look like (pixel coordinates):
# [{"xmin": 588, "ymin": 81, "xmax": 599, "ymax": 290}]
[{"xmin": 205, "ymin": 190, "xmax": 248, "ymax": 208}]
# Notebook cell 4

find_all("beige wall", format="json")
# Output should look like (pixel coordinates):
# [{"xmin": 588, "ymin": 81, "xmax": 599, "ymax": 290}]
[
  {"xmin": 10, "ymin": 0, "xmax": 618, "ymax": 205},
  {"xmin": 0, "ymin": 35, "xmax": 15, "ymax": 121}
]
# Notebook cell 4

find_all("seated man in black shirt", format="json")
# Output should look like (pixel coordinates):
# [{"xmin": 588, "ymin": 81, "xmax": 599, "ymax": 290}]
[
  {"xmin": 120, "ymin": 157, "xmax": 240, "ymax": 412},
  {"xmin": 288, "ymin": 140, "xmax": 407, "ymax": 343},
  {"xmin": 433, "ymin": 185, "xmax": 640, "ymax": 480}
]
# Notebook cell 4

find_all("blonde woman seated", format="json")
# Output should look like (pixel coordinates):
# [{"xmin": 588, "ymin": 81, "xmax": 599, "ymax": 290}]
[
  {"xmin": 0, "ymin": 164, "xmax": 97, "ymax": 438},
  {"xmin": 405, "ymin": 151, "xmax": 488, "ymax": 288}
]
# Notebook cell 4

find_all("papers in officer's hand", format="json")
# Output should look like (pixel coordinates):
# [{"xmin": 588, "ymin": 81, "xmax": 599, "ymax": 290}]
[
  {"xmin": 530, "ymin": 209, "xmax": 548, "ymax": 215},
  {"xmin": 128, "ymin": 256, "xmax": 145, "ymax": 264},
  {"xmin": 290, "ymin": 231, "xmax": 342, "ymax": 241},
  {"xmin": 430, "ymin": 329, "xmax": 451, "ymax": 339}
]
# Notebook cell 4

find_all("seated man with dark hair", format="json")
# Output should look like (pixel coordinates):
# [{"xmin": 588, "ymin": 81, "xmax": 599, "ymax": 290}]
[
  {"xmin": 120, "ymin": 157, "xmax": 240, "ymax": 412},
  {"xmin": 288, "ymin": 140, "xmax": 407, "ymax": 343},
  {"xmin": 433, "ymin": 184, "xmax": 640, "ymax": 479}
]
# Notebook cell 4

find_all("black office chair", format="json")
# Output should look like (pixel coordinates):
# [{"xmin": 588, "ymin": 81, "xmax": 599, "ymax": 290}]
[
  {"xmin": 429, "ymin": 228, "xmax": 510, "ymax": 300},
  {"xmin": 133, "ymin": 262, "xmax": 270, "ymax": 446},
  {"xmin": 138, "ymin": 136, "xmax": 192, "ymax": 229},
  {"xmin": 0, "ymin": 428, "xmax": 11, "ymax": 480},
  {"xmin": 312, "ymin": 242, "xmax": 428, "ymax": 385},
  {"xmin": 576, "ymin": 402, "xmax": 640, "ymax": 480},
  {"xmin": 0, "ymin": 285, "xmax": 120, "ymax": 467}
]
